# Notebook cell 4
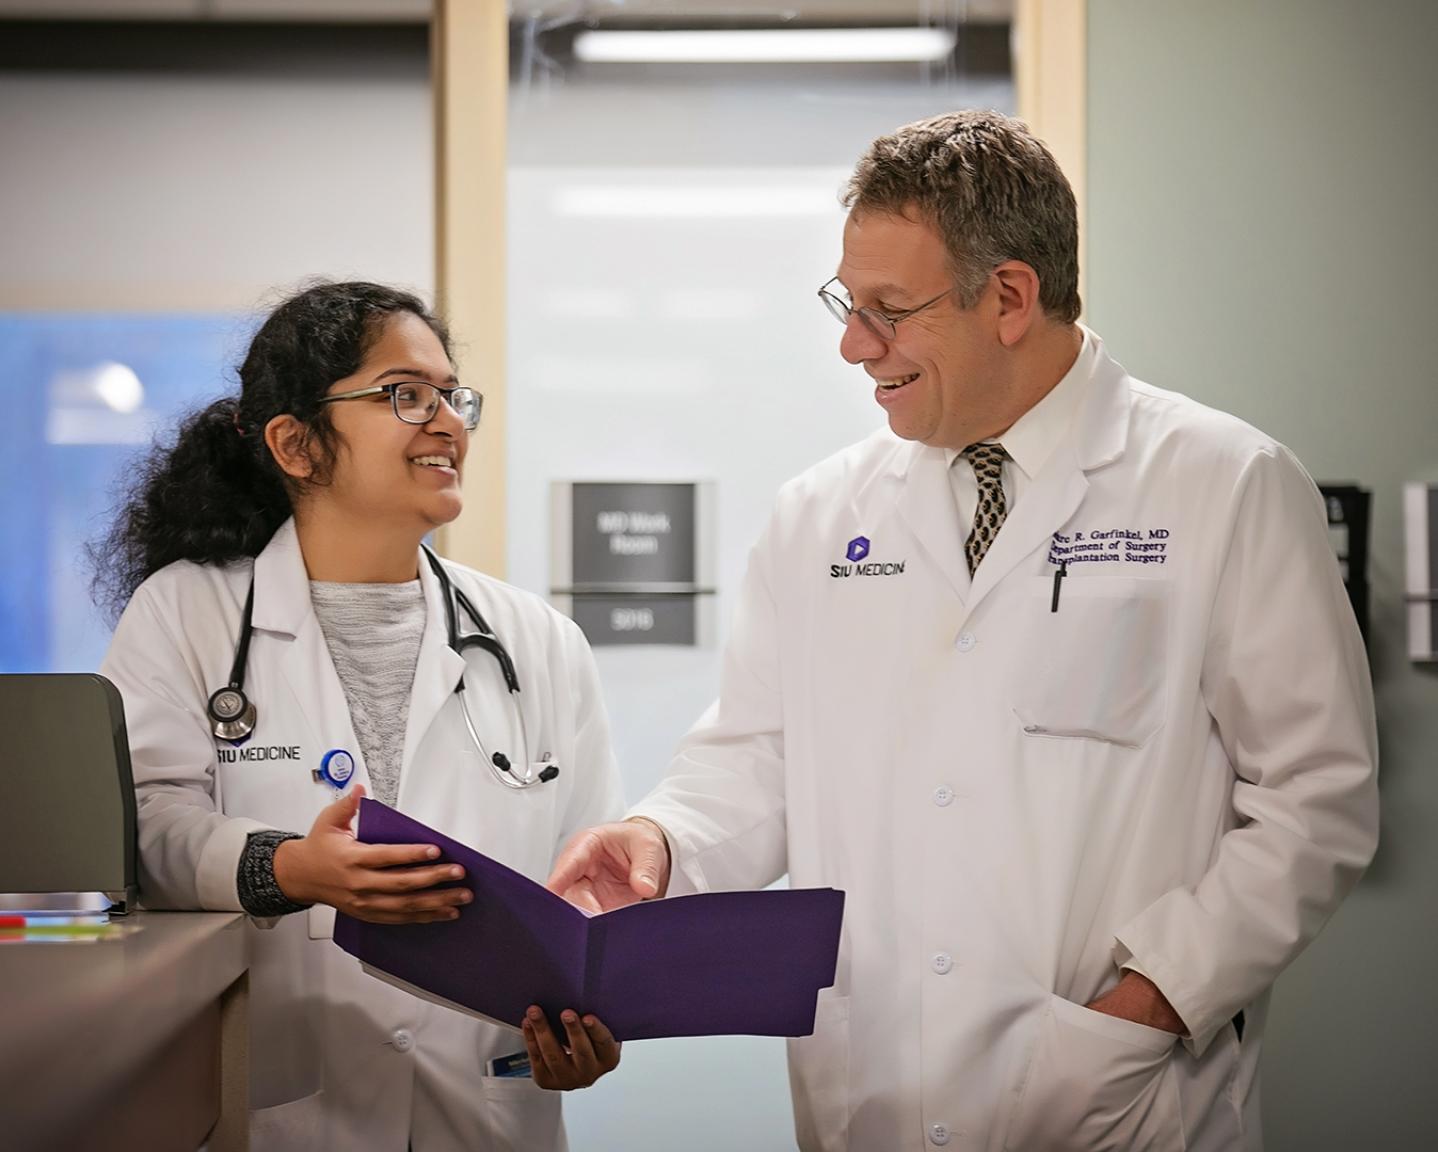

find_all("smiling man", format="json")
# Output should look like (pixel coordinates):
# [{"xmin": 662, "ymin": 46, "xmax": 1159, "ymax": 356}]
[{"xmin": 549, "ymin": 111, "xmax": 1379, "ymax": 1152}]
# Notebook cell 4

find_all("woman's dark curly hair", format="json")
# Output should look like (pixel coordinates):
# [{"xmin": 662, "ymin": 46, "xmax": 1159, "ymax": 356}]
[{"xmin": 91, "ymin": 280, "xmax": 453, "ymax": 622}]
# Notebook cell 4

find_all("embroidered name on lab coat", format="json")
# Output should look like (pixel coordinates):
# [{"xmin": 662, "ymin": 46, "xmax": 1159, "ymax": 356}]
[
  {"xmin": 217, "ymin": 745, "xmax": 302, "ymax": 763},
  {"xmin": 830, "ymin": 560, "xmax": 908, "ymax": 578},
  {"xmin": 1050, "ymin": 528, "xmax": 1172, "ymax": 566},
  {"xmin": 832, "ymin": 534, "xmax": 908, "ymax": 577}
]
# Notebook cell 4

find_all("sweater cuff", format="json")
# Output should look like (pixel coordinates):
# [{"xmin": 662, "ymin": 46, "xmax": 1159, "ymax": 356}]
[{"xmin": 237, "ymin": 830, "xmax": 312, "ymax": 918}]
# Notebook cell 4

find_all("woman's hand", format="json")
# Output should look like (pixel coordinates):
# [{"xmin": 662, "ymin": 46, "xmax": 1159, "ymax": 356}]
[
  {"xmin": 272, "ymin": 786, "xmax": 472, "ymax": 923},
  {"xmin": 522, "ymin": 1005, "xmax": 621, "ymax": 1090}
]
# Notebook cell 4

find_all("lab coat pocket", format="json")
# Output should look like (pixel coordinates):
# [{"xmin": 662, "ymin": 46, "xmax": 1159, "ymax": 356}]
[
  {"xmin": 1014, "ymin": 577, "xmax": 1169, "ymax": 748},
  {"xmin": 1005, "ymin": 994, "xmax": 1183, "ymax": 1152},
  {"xmin": 475, "ymin": 1073, "xmax": 565, "ymax": 1152},
  {"xmin": 788, "ymin": 991, "xmax": 850, "ymax": 1152},
  {"xmin": 250, "ymin": 1088, "xmax": 326, "ymax": 1150}
]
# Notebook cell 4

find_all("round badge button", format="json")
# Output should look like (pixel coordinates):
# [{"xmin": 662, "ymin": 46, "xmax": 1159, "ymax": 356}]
[{"xmin": 315, "ymin": 749, "xmax": 355, "ymax": 789}]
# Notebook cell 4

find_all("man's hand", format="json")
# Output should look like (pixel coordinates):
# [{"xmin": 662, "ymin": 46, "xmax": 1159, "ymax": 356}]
[
  {"xmin": 1084, "ymin": 971, "xmax": 1186, "ymax": 1034},
  {"xmin": 273, "ymin": 786, "xmax": 472, "ymax": 923},
  {"xmin": 522, "ymin": 1005, "xmax": 621, "ymax": 1090},
  {"xmin": 546, "ymin": 819, "xmax": 672, "ymax": 914}
]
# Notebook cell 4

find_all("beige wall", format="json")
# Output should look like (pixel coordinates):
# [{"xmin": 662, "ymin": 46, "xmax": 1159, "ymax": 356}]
[
  {"xmin": 1015, "ymin": 0, "xmax": 1086, "ymax": 307},
  {"xmin": 432, "ymin": 0, "xmax": 508, "ymax": 577},
  {"xmin": 0, "ymin": 71, "xmax": 431, "ymax": 311}
]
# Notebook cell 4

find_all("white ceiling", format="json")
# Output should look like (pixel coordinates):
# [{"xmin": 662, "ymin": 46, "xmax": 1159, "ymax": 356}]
[{"xmin": 0, "ymin": 0, "xmax": 1012, "ymax": 22}]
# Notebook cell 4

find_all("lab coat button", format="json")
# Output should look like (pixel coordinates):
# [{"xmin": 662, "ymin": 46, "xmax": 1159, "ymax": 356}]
[
  {"xmin": 955, "ymin": 632, "xmax": 976, "ymax": 652},
  {"xmin": 929, "ymin": 1123, "xmax": 952, "ymax": 1146},
  {"xmin": 933, "ymin": 786, "xmax": 954, "ymax": 807},
  {"xmin": 931, "ymin": 952, "xmax": 953, "ymax": 975},
  {"xmin": 392, "ymin": 1029, "xmax": 414, "ymax": 1053}
]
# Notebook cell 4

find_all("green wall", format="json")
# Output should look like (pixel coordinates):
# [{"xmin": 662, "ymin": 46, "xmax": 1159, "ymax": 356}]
[{"xmin": 1086, "ymin": 2, "xmax": 1438, "ymax": 1147}]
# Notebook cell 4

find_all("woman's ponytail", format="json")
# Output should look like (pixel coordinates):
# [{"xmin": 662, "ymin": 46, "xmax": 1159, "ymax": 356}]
[{"xmin": 90, "ymin": 394, "xmax": 292, "ymax": 622}]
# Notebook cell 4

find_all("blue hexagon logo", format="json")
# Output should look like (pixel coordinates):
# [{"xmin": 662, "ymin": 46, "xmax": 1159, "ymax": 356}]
[{"xmin": 846, "ymin": 536, "xmax": 870, "ymax": 562}]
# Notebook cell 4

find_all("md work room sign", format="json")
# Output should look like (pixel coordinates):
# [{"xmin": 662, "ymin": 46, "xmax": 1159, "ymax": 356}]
[{"xmin": 551, "ymin": 482, "xmax": 715, "ymax": 646}]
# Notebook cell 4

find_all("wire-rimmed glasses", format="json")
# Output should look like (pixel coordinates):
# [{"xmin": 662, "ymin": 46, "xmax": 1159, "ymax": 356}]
[{"xmin": 817, "ymin": 276, "xmax": 953, "ymax": 340}]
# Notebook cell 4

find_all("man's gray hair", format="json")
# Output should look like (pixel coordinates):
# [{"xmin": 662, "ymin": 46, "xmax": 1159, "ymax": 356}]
[{"xmin": 843, "ymin": 110, "xmax": 1081, "ymax": 323}]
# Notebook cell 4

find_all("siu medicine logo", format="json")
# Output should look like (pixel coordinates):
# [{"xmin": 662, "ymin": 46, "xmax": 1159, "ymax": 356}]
[{"xmin": 831, "ymin": 535, "xmax": 906, "ymax": 579}]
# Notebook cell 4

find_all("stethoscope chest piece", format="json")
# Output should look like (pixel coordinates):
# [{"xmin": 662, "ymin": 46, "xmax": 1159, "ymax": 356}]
[
  {"xmin": 208, "ymin": 685, "xmax": 257, "ymax": 744},
  {"xmin": 205, "ymin": 549, "xmax": 561, "ymax": 789}
]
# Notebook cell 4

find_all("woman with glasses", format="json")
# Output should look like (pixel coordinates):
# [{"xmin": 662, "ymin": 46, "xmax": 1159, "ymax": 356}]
[{"xmin": 94, "ymin": 281, "xmax": 624, "ymax": 1152}]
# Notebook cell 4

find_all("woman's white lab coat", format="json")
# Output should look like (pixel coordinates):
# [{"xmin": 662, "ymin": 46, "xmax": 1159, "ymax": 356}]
[
  {"xmin": 100, "ymin": 519, "xmax": 624, "ymax": 1152},
  {"xmin": 634, "ymin": 331, "xmax": 1379, "ymax": 1152}
]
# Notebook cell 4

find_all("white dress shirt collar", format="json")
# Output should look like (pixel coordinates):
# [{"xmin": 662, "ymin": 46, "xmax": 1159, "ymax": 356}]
[{"xmin": 944, "ymin": 325, "xmax": 1096, "ymax": 484}]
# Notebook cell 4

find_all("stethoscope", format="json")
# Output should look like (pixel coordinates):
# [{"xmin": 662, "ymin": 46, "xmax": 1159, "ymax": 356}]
[{"xmin": 206, "ymin": 545, "xmax": 561, "ymax": 791}]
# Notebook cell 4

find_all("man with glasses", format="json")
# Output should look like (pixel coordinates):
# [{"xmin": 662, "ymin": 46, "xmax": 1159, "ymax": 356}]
[{"xmin": 549, "ymin": 111, "xmax": 1378, "ymax": 1152}]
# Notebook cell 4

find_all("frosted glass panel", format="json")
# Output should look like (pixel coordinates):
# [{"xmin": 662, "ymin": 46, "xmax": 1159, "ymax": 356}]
[{"xmin": 506, "ymin": 7, "xmax": 1015, "ymax": 1149}]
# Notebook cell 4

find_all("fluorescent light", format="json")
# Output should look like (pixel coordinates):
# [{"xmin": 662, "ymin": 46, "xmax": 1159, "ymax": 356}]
[
  {"xmin": 92, "ymin": 361, "xmax": 145, "ymax": 414},
  {"xmin": 572, "ymin": 28, "xmax": 957, "ymax": 65},
  {"xmin": 554, "ymin": 185, "xmax": 838, "ymax": 219}
]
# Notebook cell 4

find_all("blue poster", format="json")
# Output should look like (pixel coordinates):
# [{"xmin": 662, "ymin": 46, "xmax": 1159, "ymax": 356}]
[{"xmin": 0, "ymin": 313, "xmax": 253, "ymax": 672}]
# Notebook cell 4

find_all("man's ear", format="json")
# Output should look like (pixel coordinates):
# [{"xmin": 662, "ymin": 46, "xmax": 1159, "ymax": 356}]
[
  {"xmin": 992, "ymin": 260, "xmax": 1042, "ymax": 348},
  {"xmin": 264, "ymin": 414, "xmax": 315, "ymax": 482}
]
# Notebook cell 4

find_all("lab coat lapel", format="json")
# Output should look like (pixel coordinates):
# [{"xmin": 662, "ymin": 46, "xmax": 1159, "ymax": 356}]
[
  {"xmin": 253, "ymin": 520, "xmax": 368, "ymax": 785},
  {"xmin": 894, "ymin": 444, "xmax": 972, "ymax": 602},
  {"xmin": 967, "ymin": 336, "xmax": 1133, "ymax": 612},
  {"xmin": 965, "ymin": 448, "xmax": 1087, "ymax": 609},
  {"xmin": 401, "ymin": 551, "xmax": 467, "ymax": 788}
]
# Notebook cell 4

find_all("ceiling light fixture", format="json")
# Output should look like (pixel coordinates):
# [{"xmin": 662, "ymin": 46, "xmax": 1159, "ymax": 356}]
[{"xmin": 572, "ymin": 27, "xmax": 957, "ymax": 65}]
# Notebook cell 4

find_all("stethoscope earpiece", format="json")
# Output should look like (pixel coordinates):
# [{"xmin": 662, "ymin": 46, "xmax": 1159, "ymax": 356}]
[
  {"xmin": 426, "ymin": 545, "xmax": 560, "ymax": 790},
  {"xmin": 490, "ymin": 750, "xmax": 561, "ymax": 788}
]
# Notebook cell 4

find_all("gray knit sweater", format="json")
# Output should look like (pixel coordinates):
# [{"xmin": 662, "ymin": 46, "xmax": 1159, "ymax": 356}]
[{"xmin": 235, "ymin": 579, "xmax": 426, "ymax": 917}]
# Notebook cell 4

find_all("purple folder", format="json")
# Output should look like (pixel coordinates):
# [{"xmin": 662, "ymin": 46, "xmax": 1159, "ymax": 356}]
[{"xmin": 333, "ymin": 799, "xmax": 845, "ymax": 1041}]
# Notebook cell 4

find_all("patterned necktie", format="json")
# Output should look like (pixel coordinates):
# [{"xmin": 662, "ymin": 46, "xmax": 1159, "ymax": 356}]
[{"xmin": 962, "ymin": 442, "xmax": 1009, "ymax": 575}]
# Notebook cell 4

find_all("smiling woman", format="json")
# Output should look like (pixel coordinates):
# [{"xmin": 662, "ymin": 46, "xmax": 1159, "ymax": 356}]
[
  {"xmin": 91, "ymin": 281, "xmax": 457, "ymax": 613},
  {"xmin": 88, "ymin": 280, "xmax": 627, "ymax": 1151},
  {"xmin": 265, "ymin": 308, "xmax": 474, "ymax": 582}
]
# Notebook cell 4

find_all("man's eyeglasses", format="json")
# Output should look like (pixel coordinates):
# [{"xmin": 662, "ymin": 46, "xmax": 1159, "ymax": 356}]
[
  {"xmin": 318, "ymin": 381, "xmax": 483, "ymax": 431},
  {"xmin": 817, "ymin": 276, "xmax": 953, "ymax": 341}
]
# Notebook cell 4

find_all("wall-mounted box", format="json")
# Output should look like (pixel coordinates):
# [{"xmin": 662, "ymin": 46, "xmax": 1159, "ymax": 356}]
[
  {"xmin": 1404, "ymin": 481, "xmax": 1438, "ymax": 662},
  {"xmin": 1318, "ymin": 483, "xmax": 1371, "ymax": 642},
  {"xmin": 551, "ymin": 481, "xmax": 717, "ymax": 646}
]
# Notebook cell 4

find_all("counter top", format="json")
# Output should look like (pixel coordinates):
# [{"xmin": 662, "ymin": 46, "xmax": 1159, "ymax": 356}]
[{"xmin": 0, "ymin": 911, "xmax": 248, "ymax": 1151}]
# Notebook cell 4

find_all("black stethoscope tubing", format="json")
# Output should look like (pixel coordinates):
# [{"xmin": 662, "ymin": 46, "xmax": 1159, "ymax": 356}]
[
  {"xmin": 206, "ymin": 579, "xmax": 258, "ymax": 742},
  {"xmin": 422, "ymin": 545, "xmax": 559, "ymax": 788},
  {"xmin": 206, "ymin": 546, "xmax": 559, "ymax": 789}
]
